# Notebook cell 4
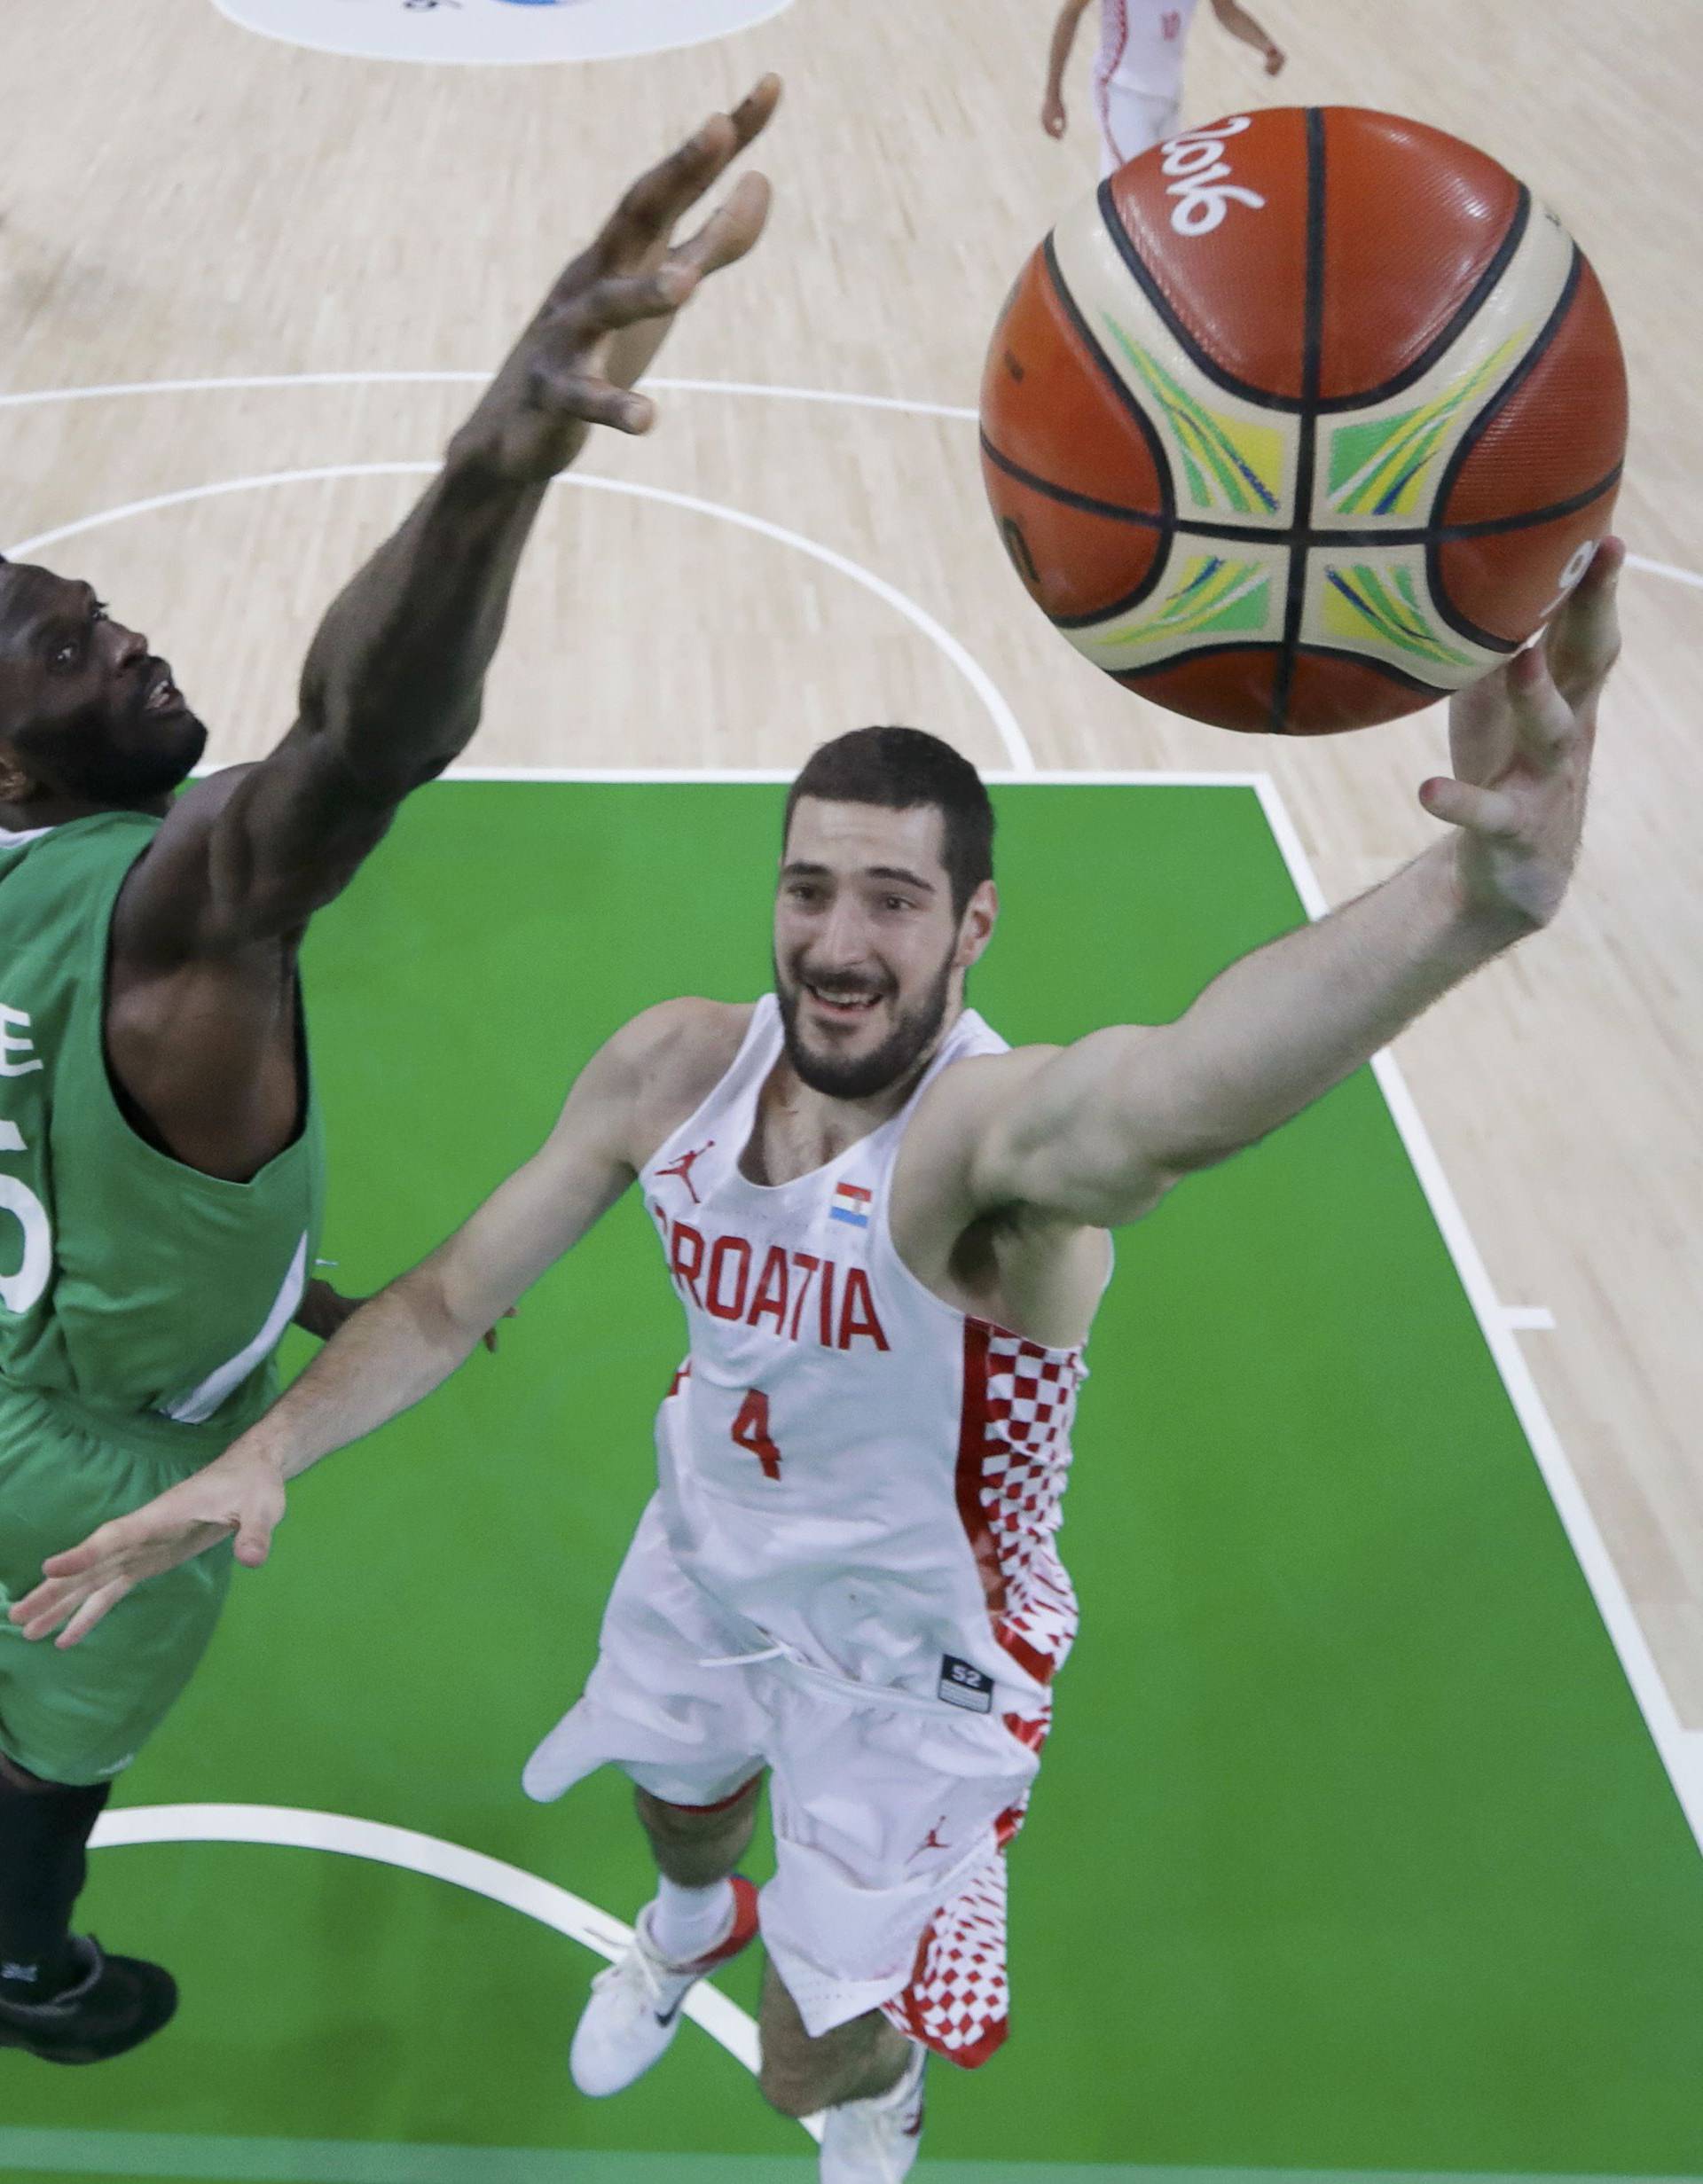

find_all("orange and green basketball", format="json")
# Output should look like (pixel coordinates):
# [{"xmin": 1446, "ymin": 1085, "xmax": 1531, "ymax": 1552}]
[{"xmin": 980, "ymin": 107, "xmax": 1628, "ymax": 735}]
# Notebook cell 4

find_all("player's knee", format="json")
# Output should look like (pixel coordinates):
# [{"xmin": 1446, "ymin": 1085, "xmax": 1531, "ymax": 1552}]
[
  {"xmin": 756, "ymin": 2043, "xmax": 826, "ymax": 2120},
  {"xmin": 634, "ymin": 1777, "xmax": 758, "ymax": 1843},
  {"xmin": 0, "ymin": 1750, "xmax": 69, "ymax": 1795},
  {"xmin": 634, "ymin": 1788, "xmax": 709, "ymax": 1839}
]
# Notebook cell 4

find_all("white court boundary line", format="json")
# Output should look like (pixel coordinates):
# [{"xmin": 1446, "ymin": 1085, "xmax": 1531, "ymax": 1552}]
[
  {"xmin": 0, "ymin": 373, "xmax": 974, "ymax": 425},
  {"xmin": 1249, "ymin": 776, "xmax": 1703, "ymax": 1851},
  {"xmin": 0, "ymin": 371, "xmax": 1696, "ymax": 591},
  {"xmin": 2, "ymin": 463, "xmax": 1033, "ymax": 774},
  {"xmin": 89, "ymin": 1802, "xmax": 824, "ymax": 2146}
]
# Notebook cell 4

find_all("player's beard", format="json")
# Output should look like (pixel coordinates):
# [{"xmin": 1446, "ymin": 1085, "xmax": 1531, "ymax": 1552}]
[
  {"xmin": 11, "ymin": 702, "xmax": 208, "ymax": 805},
  {"xmin": 774, "ymin": 948, "xmax": 954, "ymax": 1101}
]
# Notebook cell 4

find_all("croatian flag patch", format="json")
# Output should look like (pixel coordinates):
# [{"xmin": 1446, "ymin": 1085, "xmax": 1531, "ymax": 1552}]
[{"xmin": 830, "ymin": 1182, "xmax": 873, "ymax": 1229}]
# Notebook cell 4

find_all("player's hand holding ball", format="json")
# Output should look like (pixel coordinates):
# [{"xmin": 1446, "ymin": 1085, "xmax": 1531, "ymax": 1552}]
[
  {"xmin": 448, "ymin": 75, "xmax": 780, "ymax": 486},
  {"xmin": 1425, "ymin": 536, "xmax": 1621, "ymax": 934}
]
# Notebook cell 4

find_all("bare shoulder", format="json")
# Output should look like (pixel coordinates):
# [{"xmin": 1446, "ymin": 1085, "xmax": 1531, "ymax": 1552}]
[
  {"xmin": 157, "ymin": 763, "xmax": 263, "ymax": 831},
  {"xmin": 111, "ymin": 764, "xmax": 263, "ymax": 959},
  {"xmin": 124, "ymin": 763, "xmax": 268, "ymax": 885},
  {"xmin": 591, "ymin": 997, "xmax": 754, "ymax": 1166}
]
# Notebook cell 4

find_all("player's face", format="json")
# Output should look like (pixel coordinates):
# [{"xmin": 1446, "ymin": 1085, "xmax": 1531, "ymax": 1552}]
[
  {"xmin": 0, "ymin": 563, "xmax": 207, "ymax": 808},
  {"xmin": 774, "ymin": 798, "xmax": 991, "ymax": 1100}
]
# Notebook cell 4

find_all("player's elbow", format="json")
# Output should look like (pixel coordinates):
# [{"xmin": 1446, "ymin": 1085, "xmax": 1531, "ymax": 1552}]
[
  {"xmin": 398, "ymin": 1256, "xmax": 487, "ymax": 1363},
  {"xmin": 310, "ymin": 698, "xmax": 481, "ymax": 802}
]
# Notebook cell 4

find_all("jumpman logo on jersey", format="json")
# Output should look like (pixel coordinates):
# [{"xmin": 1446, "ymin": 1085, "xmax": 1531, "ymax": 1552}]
[
  {"xmin": 919, "ymin": 1820, "xmax": 951, "ymax": 1854},
  {"xmin": 656, "ymin": 1140, "xmax": 714, "ymax": 1205}
]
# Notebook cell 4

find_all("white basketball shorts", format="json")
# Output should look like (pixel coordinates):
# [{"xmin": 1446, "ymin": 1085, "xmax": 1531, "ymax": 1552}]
[
  {"xmin": 1096, "ymin": 81, "xmax": 1181, "ymax": 177},
  {"xmin": 522, "ymin": 1496, "xmax": 1053, "ymax": 2067}
]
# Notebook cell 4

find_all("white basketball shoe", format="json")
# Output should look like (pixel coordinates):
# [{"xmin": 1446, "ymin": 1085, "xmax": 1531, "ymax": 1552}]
[
  {"xmin": 569, "ymin": 1876, "xmax": 759, "ymax": 2098},
  {"xmin": 818, "ymin": 2039, "xmax": 927, "ymax": 2182}
]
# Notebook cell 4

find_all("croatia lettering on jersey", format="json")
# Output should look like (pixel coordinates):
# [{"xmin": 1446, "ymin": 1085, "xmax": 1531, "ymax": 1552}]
[{"xmin": 650, "ymin": 1203, "xmax": 891, "ymax": 1352}]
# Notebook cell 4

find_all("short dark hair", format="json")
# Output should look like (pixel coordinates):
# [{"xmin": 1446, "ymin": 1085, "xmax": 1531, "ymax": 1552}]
[{"xmin": 783, "ymin": 726, "xmax": 994, "ymax": 917}]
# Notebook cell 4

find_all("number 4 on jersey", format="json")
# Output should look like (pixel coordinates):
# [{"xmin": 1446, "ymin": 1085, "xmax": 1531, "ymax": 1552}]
[{"xmin": 732, "ymin": 1389, "xmax": 782, "ymax": 1481}]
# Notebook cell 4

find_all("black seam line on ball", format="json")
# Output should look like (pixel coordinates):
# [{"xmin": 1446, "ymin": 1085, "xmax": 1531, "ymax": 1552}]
[
  {"xmin": 1313, "ymin": 187, "xmax": 1533, "ymax": 414},
  {"xmin": 1110, "ymin": 638, "xmax": 1285, "ymax": 676},
  {"xmin": 1052, "ymin": 575, "xmax": 1181, "ymax": 631},
  {"xmin": 1094, "ymin": 168, "xmax": 1534, "ymax": 423},
  {"xmin": 981, "ymin": 434, "xmax": 1621, "ymax": 546},
  {"xmin": 1112, "ymin": 645, "xmax": 1450, "ymax": 701},
  {"xmin": 1286, "ymin": 646, "xmax": 1451, "ymax": 698},
  {"xmin": 1042, "ymin": 232, "xmax": 1178, "ymax": 528},
  {"xmin": 1407, "ymin": 464, "xmax": 1621, "ymax": 540},
  {"xmin": 1427, "ymin": 245, "xmax": 1589, "ymax": 652},
  {"xmin": 1095, "ymin": 174, "xmax": 1313, "ymax": 415},
  {"xmin": 1272, "ymin": 108, "xmax": 1329, "ymax": 732},
  {"xmin": 980, "ymin": 434, "xmax": 1170, "ymax": 527}
]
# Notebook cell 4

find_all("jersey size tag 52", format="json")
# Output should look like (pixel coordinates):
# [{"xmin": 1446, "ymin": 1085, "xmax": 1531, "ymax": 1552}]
[{"xmin": 938, "ymin": 1655, "xmax": 995, "ymax": 1713}]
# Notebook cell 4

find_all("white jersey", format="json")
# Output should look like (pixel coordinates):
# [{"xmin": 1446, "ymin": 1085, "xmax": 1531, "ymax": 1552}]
[
  {"xmin": 1095, "ymin": 0, "xmax": 1201, "ymax": 102},
  {"xmin": 638, "ymin": 996, "xmax": 1086, "ymax": 1716}
]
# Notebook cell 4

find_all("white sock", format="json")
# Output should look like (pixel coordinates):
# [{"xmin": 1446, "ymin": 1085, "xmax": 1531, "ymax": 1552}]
[{"xmin": 647, "ymin": 1875, "xmax": 736, "ymax": 1966}]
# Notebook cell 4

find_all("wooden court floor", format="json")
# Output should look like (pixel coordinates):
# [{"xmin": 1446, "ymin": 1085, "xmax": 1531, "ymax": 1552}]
[{"xmin": 0, "ymin": 0, "xmax": 1699, "ymax": 1817}]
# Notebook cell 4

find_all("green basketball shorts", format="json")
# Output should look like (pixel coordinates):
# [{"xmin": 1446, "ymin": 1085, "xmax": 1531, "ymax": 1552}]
[{"xmin": 0, "ymin": 1382, "xmax": 235, "ymax": 1788}]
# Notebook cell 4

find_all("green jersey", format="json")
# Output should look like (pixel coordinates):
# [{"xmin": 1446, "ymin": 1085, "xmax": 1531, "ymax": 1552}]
[{"xmin": 0, "ymin": 810, "xmax": 324, "ymax": 1444}]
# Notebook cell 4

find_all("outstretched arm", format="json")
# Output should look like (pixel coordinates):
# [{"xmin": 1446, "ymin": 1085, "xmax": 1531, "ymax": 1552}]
[
  {"xmin": 8, "ymin": 1007, "xmax": 678, "ymax": 1646},
  {"xmin": 1043, "ymin": 0, "xmax": 1094, "ymax": 137},
  {"xmin": 115, "ymin": 81, "xmax": 780, "ymax": 964},
  {"xmin": 969, "ymin": 545, "xmax": 1621, "ymax": 1228},
  {"xmin": 1209, "ymin": 0, "xmax": 1285, "ymax": 74}
]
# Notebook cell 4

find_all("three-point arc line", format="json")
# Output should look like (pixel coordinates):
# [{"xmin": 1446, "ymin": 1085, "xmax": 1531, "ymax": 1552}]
[{"xmin": 90, "ymin": 1801, "xmax": 826, "ymax": 2145}]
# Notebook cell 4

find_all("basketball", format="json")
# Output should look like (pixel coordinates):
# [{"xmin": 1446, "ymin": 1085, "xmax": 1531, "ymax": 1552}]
[{"xmin": 979, "ymin": 107, "xmax": 1628, "ymax": 735}]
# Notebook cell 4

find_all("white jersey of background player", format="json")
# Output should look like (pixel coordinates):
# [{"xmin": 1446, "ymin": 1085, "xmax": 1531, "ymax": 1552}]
[
  {"xmin": 21, "ymin": 551, "xmax": 1625, "ymax": 2184},
  {"xmin": 1044, "ymin": 0, "xmax": 1288, "ymax": 177}
]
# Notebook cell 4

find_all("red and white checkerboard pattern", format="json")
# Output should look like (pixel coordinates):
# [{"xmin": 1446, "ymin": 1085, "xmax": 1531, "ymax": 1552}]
[
  {"xmin": 883, "ymin": 1847, "xmax": 1013, "ymax": 2067},
  {"xmin": 965, "ymin": 1327, "xmax": 1085, "ymax": 1684}
]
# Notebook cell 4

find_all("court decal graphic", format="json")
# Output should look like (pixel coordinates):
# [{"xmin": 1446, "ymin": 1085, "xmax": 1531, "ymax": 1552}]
[{"xmin": 212, "ymin": 0, "xmax": 795, "ymax": 66}]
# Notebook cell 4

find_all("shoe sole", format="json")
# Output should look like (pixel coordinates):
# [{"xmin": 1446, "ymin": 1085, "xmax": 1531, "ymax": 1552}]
[{"xmin": 0, "ymin": 1998, "xmax": 177, "ymax": 2065}]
